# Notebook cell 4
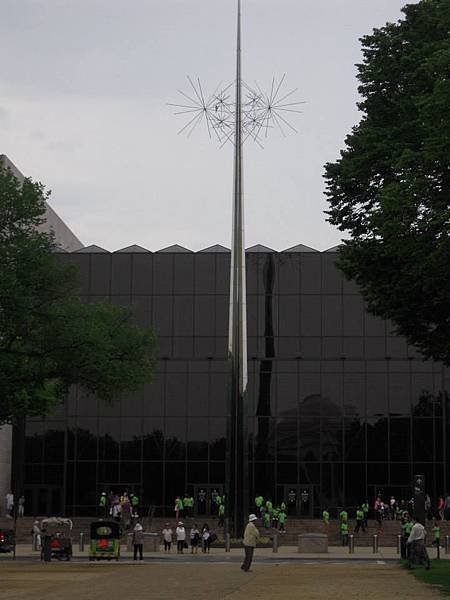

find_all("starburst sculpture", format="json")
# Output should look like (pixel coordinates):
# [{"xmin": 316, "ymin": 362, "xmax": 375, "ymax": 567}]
[{"xmin": 168, "ymin": 74, "xmax": 303, "ymax": 147}]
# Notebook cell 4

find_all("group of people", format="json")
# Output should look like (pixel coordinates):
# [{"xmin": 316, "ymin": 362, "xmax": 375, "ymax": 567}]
[
  {"xmin": 254, "ymin": 495, "xmax": 287, "ymax": 532},
  {"xmin": 98, "ymin": 490, "xmax": 140, "ymax": 530},
  {"xmin": 162, "ymin": 522, "xmax": 216, "ymax": 554},
  {"xmin": 4, "ymin": 492, "xmax": 25, "ymax": 518},
  {"xmin": 174, "ymin": 493, "xmax": 226, "ymax": 526}
]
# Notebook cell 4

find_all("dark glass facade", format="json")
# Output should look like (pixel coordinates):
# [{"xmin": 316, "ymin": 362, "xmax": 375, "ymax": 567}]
[{"xmin": 19, "ymin": 249, "xmax": 450, "ymax": 517}]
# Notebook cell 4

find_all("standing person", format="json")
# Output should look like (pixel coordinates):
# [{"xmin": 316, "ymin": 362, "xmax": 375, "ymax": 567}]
[
  {"xmin": 241, "ymin": 514, "xmax": 259, "ymax": 572},
  {"xmin": 131, "ymin": 493, "xmax": 139, "ymax": 516},
  {"xmin": 162, "ymin": 523, "xmax": 173, "ymax": 552},
  {"xmin": 362, "ymin": 501, "xmax": 369, "ymax": 527},
  {"xmin": 32, "ymin": 521, "xmax": 41, "ymax": 550},
  {"xmin": 99, "ymin": 492, "xmax": 107, "ymax": 517},
  {"xmin": 190, "ymin": 523, "xmax": 200, "ymax": 554},
  {"xmin": 201, "ymin": 523, "xmax": 210, "ymax": 553},
  {"xmin": 265, "ymin": 498, "xmax": 273, "ymax": 518},
  {"xmin": 437, "ymin": 496, "xmax": 444, "ymax": 520},
  {"xmin": 176, "ymin": 521, "xmax": 186, "ymax": 554},
  {"xmin": 340, "ymin": 520, "xmax": 349, "ymax": 546},
  {"xmin": 278, "ymin": 508, "xmax": 287, "ymax": 533},
  {"xmin": 132, "ymin": 523, "xmax": 144, "ymax": 561},
  {"xmin": 122, "ymin": 497, "xmax": 132, "ymax": 530},
  {"xmin": 407, "ymin": 518, "xmax": 430, "ymax": 570},
  {"xmin": 183, "ymin": 493, "xmax": 192, "ymax": 518},
  {"xmin": 425, "ymin": 494, "xmax": 432, "ymax": 520},
  {"xmin": 444, "ymin": 494, "xmax": 450, "ymax": 521},
  {"xmin": 263, "ymin": 511, "xmax": 271, "ymax": 529},
  {"xmin": 354, "ymin": 506, "xmax": 366, "ymax": 533},
  {"xmin": 389, "ymin": 496, "xmax": 397, "ymax": 520},
  {"xmin": 339, "ymin": 508, "xmax": 348, "ymax": 524},
  {"xmin": 272, "ymin": 506, "xmax": 279, "ymax": 529},
  {"xmin": 255, "ymin": 495, "xmax": 264, "ymax": 514},
  {"xmin": 218, "ymin": 502, "xmax": 225, "ymax": 527},
  {"xmin": 5, "ymin": 491, "xmax": 14, "ymax": 518},
  {"xmin": 174, "ymin": 496, "xmax": 183, "ymax": 521},
  {"xmin": 18, "ymin": 495, "xmax": 25, "ymax": 518},
  {"xmin": 322, "ymin": 507, "xmax": 330, "ymax": 528},
  {"xmin": 431, "ymin": 520, "xmax": 441, "ymax": 548}
]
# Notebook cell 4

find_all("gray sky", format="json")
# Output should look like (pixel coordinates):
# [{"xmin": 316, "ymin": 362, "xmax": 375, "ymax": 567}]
[{"xmin": 0, "ymin": 0, "xmax": 417, "ymax": 252}]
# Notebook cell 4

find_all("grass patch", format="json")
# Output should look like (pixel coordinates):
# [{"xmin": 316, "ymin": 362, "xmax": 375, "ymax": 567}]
[{"xmin": 405, "ymin": 560, "xmax": 450, "ymax": 596}]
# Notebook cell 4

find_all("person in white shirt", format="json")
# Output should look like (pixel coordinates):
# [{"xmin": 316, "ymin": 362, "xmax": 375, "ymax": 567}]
[
  {"xmin": 162, "ymin": 524, "xmax": 173, "ymax": 552},
  {"xmin": 5, "ymin": 492, "xmax": 14, "ymax": 518},
  {"xmin": 176, "ymin": 522, "xmax": 186, "ymax": 554},
  {"xmin": 407, "ymin": 519, "xmax": 430, "ymax": 570}
]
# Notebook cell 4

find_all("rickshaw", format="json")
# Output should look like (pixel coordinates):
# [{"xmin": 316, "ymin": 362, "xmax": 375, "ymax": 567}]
[
  {"xmin": 89, "ymin": 520, "xmax": 121, "ymax": 561},
  {"xmin": 41, "ymin": 517, "xmax": 73, "ymax": 561},
  {"xmin": 0, "ymin": 529, "xmax": 14, "ymax": 553}
]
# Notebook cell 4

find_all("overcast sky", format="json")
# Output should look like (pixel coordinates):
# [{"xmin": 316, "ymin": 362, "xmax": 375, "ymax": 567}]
[{"xmin": 0, "ymin": 0, "xmax": 417, "ymax": 252}]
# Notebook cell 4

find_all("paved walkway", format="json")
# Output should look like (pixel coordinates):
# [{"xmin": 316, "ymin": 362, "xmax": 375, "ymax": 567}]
[
  {"xmin": 3, "ymin": 543, "xmax": 447, "ymax": 562},
  {"xmin": 0, "ymin": 561, "xmax": 442, "ymax": 599}
]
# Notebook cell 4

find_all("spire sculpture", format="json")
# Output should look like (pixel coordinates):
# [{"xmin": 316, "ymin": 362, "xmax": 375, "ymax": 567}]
[{"xmin": 170, "ymin": 0, "xmax": 301, "ymax": 535}]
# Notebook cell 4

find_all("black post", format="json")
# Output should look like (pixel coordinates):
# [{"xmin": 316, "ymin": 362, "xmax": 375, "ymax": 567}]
[{"xmin": 413, "ymin": 474, "xmax": 425, "ymax": 526}]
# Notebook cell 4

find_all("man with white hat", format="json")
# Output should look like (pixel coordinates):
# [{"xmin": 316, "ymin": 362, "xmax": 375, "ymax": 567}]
[{"xmin": 241, "ymin": 514, "xmax": 259, "ymax": 572}]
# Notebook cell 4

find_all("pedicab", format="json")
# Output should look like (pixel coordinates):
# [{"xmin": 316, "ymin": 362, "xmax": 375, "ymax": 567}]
[
  {"xmin": 41, "ymin": 517, "xmax": 73, "ymax": 561},
  {"xmin": 0, "ymin": 529, "xmax": 14, "ymax": 553},
  {"xmin": 89, "ymin": 520, "xmax": 121, "ymax": 561}
]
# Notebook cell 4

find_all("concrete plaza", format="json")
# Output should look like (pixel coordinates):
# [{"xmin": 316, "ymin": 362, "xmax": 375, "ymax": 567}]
[{"xmin": 0, "ymin": 560, "xmax": 442, "ymax": 600}]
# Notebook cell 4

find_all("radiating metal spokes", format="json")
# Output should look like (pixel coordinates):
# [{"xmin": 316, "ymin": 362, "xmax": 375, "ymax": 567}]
[{"xmin": 169, "ymin": 75, "xmax": 303, "ymax": 146}]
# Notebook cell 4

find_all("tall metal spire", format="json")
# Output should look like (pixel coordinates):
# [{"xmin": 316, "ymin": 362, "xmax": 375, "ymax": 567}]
[
  {"xmin": 227, "ymin": 0, "xmax": 248, "ymax": 536},
  {"xmin": 169, "ymin": 0, "xmax": 302, "ymax": 537}
]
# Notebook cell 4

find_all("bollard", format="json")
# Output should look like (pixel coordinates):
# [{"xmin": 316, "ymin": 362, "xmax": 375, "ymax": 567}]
[
  {"xmin": 225, "ymin": 533, "xmax": 230, "ymax": 553},
  {"xmin": 372, "ymin": 534, "xmax": 378, "ymax": 554},
  {"xmin": 79, "ymin": 532, "xmax": 84, "ymax": 553},
  {"xmin": 272, "ymin": 533, "xmax": 278, "ymax": 553},
  {"xmin": 446, "ymin": 535, "xmax": 450, "ymax": 555},
  {"xmin": 348, "ymin": 534, "xmax": 354, "ymax": 554},
  {"xmin": 396, "ymin": 534, "xmax": 401, "ymax": 554}
]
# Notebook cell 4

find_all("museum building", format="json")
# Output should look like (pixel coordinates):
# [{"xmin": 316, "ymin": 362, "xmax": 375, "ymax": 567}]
[{"xmin": 18, "ymin": 244, "xmax": 450, "ymax": 518}]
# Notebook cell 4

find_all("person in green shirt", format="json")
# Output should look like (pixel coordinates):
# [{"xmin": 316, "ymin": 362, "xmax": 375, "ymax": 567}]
[
  {"xmin": 278, "ymin": 510, "xmax": 287, "ymax": 532},
  {"xmin": 362, "ymin": 502, "xmax": 369, "ymax": 526},
  {"xmin": 322, "ymin": 508, "xmax": 330, "ymax": 526},
  {"xmin": 339, "ymin": 509, "xmax": 348, "ymax": 523},
  {"xmin": 255, "ymin": 495, "xmax": 264, "ymax": 510},
  {"xmin": 272, "ymin": 506, "xmax": 279, "ymax": 528},
  {"xmin": 280, "ymin": 501, "xmax": 286, "ymax": 512},
  {"xmin": 218, "ymin": 502, "xmax": 225, "ymax": 527},
  {"xmin": 263, "ymin": 511, "xmax": 271, "ymax": 529},
  {"xmin": 354, "ymin": 507, "xmax": 366, "ymax": 532},
  {"xmin": 432, "ymin": 521, "xmax": 441, "ymax": 547},
  {"xmin": 183, "ymin": 495, "xmax": 191, "ymax": 517},
  {"xmin": 265, "ymin": 499, "xmax": 273, "ymax": 515},
  {"xmin": 340, "ymin": 521, "xmax": 349, "ymax": 546},
  {"xmin": 99, "ymin": 492, "xmax": 107, "ymax": 517}
]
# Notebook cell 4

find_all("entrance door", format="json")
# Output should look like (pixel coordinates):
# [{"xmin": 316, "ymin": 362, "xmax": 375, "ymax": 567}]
[
  {"xmin": 283, "ymin": 485, "xmax": 314, "ymax": 518},
  {"xmin": 194, "ymin": 485, "xmax": 224, "ymax": 516},
  {"xmin": 25, "ymin": 485, "xmax": 63, "ymax": 516}
]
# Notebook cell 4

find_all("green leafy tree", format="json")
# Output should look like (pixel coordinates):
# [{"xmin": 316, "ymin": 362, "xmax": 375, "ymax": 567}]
[
  {"xmin": 324, "ymin": 0, "xmax": 450, "ymax": 364},
  {"xmin": 0, "ymin": 165, "xmax": 156, "ymax": 423}
]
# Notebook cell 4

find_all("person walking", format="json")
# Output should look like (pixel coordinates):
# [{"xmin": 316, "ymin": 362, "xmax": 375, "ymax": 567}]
[
  {"xmin": 241, "ymin": 514, "xmax": 259, "ymax": 572},
  {"xmin": 362, "ymin": 501, "xmax": 369, "ymax": 527},
  {"xmin": 431, "ymin": 521, "xmax": 441, "ymax": 548},
  {"xmin": 5, "ymin": 491, "xmax": 14, "ymax": 518},
  {"xmin": 99, "ymin": 492, "xmax": 107, "ymax": 517},
  {"xmin": 32, "ymin": 521, "xmax": 41, "ymax": 550},
  {"xmin": 322, "ymin": 507, "xmax": 330, "ymax": 528},
  {"xmin": 132, "ymin": 523, "xmax": 144, "ymax": 561},
  {"xmin": 176, "ymin": 521, "xmax": 186, "ymax": 554},
  {"xmin": 407, "ymin": 518, "xmax": 430, "ymax": 570},
  {"xmin": 278, "ymin": 508, "xmax": 287, "ymax": 533},
  {"xmin": 162, "ymin": 524, "xmax": 173, "ymax": 552},
  {"xmin": 218, "ymin": 502, "xmax": 225, "ymax": 527},
  {"xmin": 190, "ymin": 524, "xmax": 200, "ymax": 553}
]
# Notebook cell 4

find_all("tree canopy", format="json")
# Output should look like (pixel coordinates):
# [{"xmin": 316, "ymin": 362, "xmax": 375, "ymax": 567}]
[
  {"xmin": 0, "ymin": 165, "xmax": 156, "ymax": 423},
  {"xmin": 324, "ymin": 0, "xmax": 450, "ymax": 364}
]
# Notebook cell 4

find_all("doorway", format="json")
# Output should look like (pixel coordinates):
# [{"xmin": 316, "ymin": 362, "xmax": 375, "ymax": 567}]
[
  {"xmin": 193, "ymin": 484, "xmax": 224, "ymax": 516},
  {"xmin": 25, "ymin": 485, "xmax": 63, "ymax": 517},
  {"xmin": 282, "ymin": 485, "xmax": 314, "ymax": 517}
]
